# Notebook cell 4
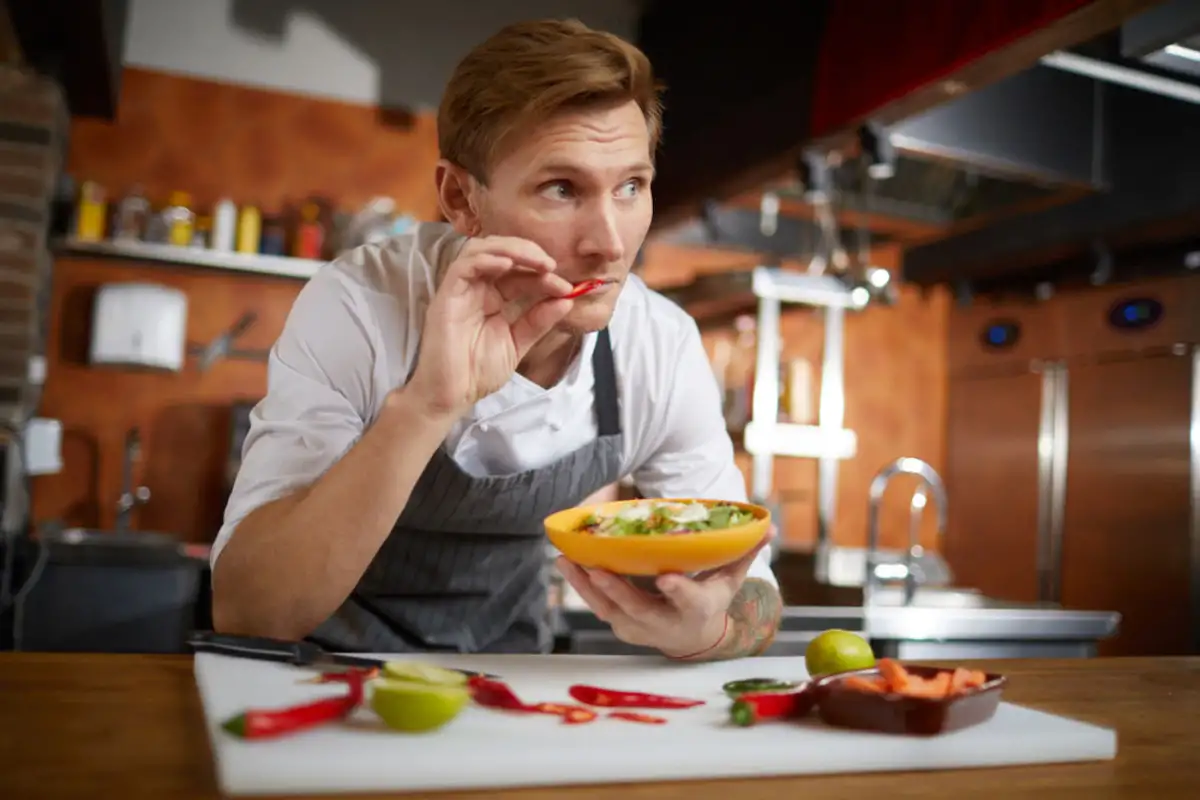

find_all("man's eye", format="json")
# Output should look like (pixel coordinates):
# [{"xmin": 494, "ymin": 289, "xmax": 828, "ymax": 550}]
[
  {"xmin": 616, "ymin": 179, "xmax": 643, "ymax": 199},
  {"xmin": 541, "ymin": 181, "xmax": 573, "ymax": 199}
]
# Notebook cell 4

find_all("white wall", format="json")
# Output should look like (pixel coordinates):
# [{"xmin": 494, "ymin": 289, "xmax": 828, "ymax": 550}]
[{"xmin": 122, "ymin": 0, "xmax": 642, "ymax": 110}]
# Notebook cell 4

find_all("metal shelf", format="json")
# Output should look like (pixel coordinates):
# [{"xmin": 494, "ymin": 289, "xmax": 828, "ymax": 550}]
[{"xmin": 53, "ymin": 238, "xmax": 327, "ymax": 280}]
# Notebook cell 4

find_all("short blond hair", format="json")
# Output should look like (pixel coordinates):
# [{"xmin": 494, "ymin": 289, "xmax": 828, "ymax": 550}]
[{"xmin": 438, "ymin": 19, "xmax": 663, "ymax": 181}]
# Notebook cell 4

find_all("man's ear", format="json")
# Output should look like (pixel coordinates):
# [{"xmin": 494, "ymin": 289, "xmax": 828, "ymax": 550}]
[{"xmin": 435, "ymin": 160, "xmax": 482, "ymax": 236}]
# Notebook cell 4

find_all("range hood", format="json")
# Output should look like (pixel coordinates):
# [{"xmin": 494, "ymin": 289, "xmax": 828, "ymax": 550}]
[
  {"xmin": 637, "ymin": 0, "xmax": 1161, "ymax": 229},
  {"xmin": 1121, "ymin": 0, "xmax": 1200, "ymax": 81},
  {"xmin": 902, "ymin": 11, "xmax": 1200, "ymax": 290}
]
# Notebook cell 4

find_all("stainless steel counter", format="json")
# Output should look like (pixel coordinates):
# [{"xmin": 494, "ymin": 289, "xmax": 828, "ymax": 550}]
[{"xmin": 558, "ymin": 600, "xmax": 1120, "ymax": 660}]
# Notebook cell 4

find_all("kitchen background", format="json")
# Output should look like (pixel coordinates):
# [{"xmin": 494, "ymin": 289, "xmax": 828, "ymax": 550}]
[{"xmin": 0, "ymin": 0, "xmax": 1196, "ymax": 661}]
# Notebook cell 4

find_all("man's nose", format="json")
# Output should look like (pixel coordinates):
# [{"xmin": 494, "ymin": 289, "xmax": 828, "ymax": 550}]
[{"xmin": 578, "ymin": 200, "xmax": 625, "ymax": 263}]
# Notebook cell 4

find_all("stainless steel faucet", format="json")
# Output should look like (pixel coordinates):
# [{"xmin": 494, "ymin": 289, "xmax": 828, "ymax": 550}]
[
  {"xmin": 115, "ymin": 426, "xmax": 151, "ymax": 532},
  {"xmin": 864, "ymin": 457, "xmax": 948, "ymax": 606}
]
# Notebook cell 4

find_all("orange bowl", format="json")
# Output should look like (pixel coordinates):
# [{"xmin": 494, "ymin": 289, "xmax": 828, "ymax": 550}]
[{"xmin": 543, "ymin": 498, "xmax": 771, "ymax": 576}]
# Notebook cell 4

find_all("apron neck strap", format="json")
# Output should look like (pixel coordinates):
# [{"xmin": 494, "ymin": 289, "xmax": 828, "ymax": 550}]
[{"xmin": 591, "ymin": 328, "xmax": 620, "ymax": 437}]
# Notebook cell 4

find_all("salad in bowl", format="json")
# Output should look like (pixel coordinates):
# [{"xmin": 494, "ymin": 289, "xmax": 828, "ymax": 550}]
[
  {"xmin": 544, "ymin": 498, "xmax": 770, "ymax": 576},
  {"xmin": 577, "ymin": 500, "xmax": 759, "ymax": 536}
]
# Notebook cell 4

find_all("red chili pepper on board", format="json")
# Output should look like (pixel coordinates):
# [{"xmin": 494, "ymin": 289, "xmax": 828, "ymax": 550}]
[
  {"xmin": 564, "ymin": 279, "xmax": 608, "ymax": 299},
  {"xmin": 468, "ymin": 675, "xmax": 537, "ymax": 712},
  {"xmin": 567, "ymin": 684, "xmax": 705, "ymax": 709},
  {"xmin": 729, "ymin": 686, "xmax": 816, "ymax": 727},
  {"xmin": 222, "ymin": 670, "xmax": 367, "ymax": 739},
  {"xmin": 608, "ymin": 711, "xmax": 668, "ymax": 725}
]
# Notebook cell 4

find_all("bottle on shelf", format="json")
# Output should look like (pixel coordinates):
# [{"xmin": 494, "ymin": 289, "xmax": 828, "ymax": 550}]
[
  {"xmin": 292, "ymin": 200, "xmax": 326, "ymax": 259},
  {"xmin": 112, "ymin": 185, "xmax": 149, "ymax": 242},
  {"xmin": 191, "ymin": 214, "xmax": 211, "ymax": 248},
  {"xmin": 74, "ymin": 181, "xmax": 107, "ymax": 242},
  {"xmin": 211, "ymin": 198, "xmax": 237, "ymax": 252},
  {"xmin": 259, "ymin": 214, "xmax": 286, "ymax": 256},
  {"xmin": 236, "ymin": 204, "xmax": 261, "ymax": 254},
  {"xmin": 162, "ymin": 191, "xmax": 195, "ymax": 247}
]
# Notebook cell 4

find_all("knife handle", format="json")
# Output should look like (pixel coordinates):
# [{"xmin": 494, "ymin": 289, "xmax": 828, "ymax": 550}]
[{"xmin": 188, "ymin": 630, "xmax": 305, "ymax": 663}]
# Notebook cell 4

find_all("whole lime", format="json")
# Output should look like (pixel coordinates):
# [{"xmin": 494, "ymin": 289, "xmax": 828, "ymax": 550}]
[{"xmin": 805, "ymin": 629, "xmax": 876, "ymax": 677}]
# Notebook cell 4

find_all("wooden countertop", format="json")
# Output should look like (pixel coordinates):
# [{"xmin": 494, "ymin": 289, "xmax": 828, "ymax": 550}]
[{"xmin": 1, "ymin": 654, "xmax": 1197, "ymax": 799}]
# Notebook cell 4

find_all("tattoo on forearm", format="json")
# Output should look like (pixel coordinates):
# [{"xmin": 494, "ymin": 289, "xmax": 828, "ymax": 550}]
[{"xmin": 704, "ymin": 578, "xmax": 784, "ymax": 661}]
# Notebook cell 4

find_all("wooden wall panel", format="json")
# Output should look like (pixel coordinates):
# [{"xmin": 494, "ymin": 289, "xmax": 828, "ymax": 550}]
[
  {"xmin": 34, "ymin": 258, "xmax": 302, "ymax": 540},
  {"xmin": 66, "ymin": 68, "xmax": 442, "ymax": 219},
  {"xmin": 35, "ymin": 69, "xmax": 951, "ymax": 555}
]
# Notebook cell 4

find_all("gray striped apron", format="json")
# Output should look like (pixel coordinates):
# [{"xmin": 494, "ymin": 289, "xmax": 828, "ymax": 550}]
[{"xmin": 309, "ymin": 329, "xmax": 623, "ymax": 654}]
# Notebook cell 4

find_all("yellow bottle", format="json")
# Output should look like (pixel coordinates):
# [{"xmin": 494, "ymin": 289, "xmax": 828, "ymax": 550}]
[
  {"xmin": 75, "ymin": 181, "xmax": 107, "ymax": 241},
  {"xmin": 164, "ymin": 191, "xmax": 194, "ymax": 247},
  {"xmin": 236, "ymin": 205, "xmax": 261, "ymax": 254}
]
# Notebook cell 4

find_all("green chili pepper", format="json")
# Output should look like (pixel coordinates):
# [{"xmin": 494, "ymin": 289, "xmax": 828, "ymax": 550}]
[{"xmin": 722, "ymin": 678, "xmax": 801, "ymax": 699}]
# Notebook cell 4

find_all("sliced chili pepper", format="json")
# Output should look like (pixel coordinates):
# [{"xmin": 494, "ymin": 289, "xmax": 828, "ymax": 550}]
[
  {"xmin": 467, "ymin": 676, "xmax": 534, "ymax": 712},
  {"xmin": 564, "ymin": 707, "xmax": 598, "ymax": 724},
  {"xmin": 528, "ymin": 702, "xmax": 598, "ymax": 724},
  {"xmin": 722, "ymin": 678, "xmax": 801, "ymax": 698},
  {"xmin": 608, "ymin": 711, "xmax": 668, "ymax": 725},
  {"xmin": 729, "ymin": 686, "xmax": 816, "ymax": 727},
  {"xmin": 222, "ymin": 670, "xmax": 366, "ymax": 739},
  {"xmin": 564, "ymin": 279, "xmax": 609, "ymax": 299},
  {"xmin": 568, "ymin": 684, "xmax": 705, "ymax": 709}
]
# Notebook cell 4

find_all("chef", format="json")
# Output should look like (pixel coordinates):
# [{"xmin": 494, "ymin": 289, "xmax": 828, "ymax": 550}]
[{"xmin": 211, "ymin": 19, "xmax": 783, "ymax": 661}]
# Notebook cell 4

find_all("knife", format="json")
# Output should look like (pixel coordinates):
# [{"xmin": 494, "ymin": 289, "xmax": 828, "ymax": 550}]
[{"xmin": 187, "ymin": 631, "xmax": 498, "ymax": 679}]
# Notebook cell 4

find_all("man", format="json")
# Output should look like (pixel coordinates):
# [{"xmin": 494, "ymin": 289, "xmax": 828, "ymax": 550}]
[{"xmin": 211, "ymin": 18, "xmax": 783, "ymax": 661}]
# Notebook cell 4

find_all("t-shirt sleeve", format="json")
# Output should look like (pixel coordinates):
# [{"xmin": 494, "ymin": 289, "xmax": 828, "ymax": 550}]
[{"xmin": 210, "ymin": 270, "xmax": 381, "ymax": 567}]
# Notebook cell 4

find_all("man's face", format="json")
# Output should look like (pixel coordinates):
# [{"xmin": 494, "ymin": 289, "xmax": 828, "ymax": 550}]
[{"xmin": 460, "ymin": 100, "xmax": 654, "ymax": 333}]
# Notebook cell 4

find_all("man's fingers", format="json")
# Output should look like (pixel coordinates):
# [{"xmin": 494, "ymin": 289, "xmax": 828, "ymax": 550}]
[
  {"xmin": 696, "ymin": 531, "xmax": 774, "ymax": 591},
  {"xmin": 459, "ymin": 236, "xmax": 557, "ymax": 274},
  {"xmin": 510, "ymin": 297, "xmax": 574, "ymax": 358},
  {"xmin": 556, "ymin": 557, "xmax": 620, "ymax": 622},
  {"xmin": 495, "ymin": 271, "xmax": 573, "ymax": 303},
  {"xmin": 585, "ymin": 569, "xmax": 667, "ymax": 622},
  {"xmin": 655, "ymin": 574, "xmax": 713, "ymax": 616},
  {"xmin": 446, "ymin": 252, "xmax": 516, "ymax": 284}
]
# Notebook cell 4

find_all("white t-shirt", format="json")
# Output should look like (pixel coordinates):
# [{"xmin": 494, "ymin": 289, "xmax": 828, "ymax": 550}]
[{"xmin": 213, "ymin": 222, "xmax": 777, "ymax": 588}]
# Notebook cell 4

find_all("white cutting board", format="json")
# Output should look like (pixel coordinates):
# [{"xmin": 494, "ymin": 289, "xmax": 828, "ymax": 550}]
[{"xmin": 194, "ymin": 652, "xmax": 1117, "ymax": 796}]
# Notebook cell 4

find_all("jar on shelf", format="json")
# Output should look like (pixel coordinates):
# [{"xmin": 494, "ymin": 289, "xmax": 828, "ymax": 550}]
[{"xmin": 162, "ymin": 191, "xmax": 195, "ymax": 247}]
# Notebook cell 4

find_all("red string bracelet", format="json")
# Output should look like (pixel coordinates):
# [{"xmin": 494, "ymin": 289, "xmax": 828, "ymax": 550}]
[{"xmin": 666, "ymin": 613, "xmax": 730, "ymax": 661}]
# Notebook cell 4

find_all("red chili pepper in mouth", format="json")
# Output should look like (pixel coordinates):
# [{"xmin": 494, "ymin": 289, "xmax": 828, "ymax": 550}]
[
  {"xmin": 564, "ymin": 278, "xmax": 612, "ymax": 299},
  {"xmin": 222, "ymin": 669, "xmax": 367, "ymax": 739},
  {"xmin": 608, "ymin": 711, "xmax": 668, "ymax": 724},
  {"xmin": 729, "ymin": 685, "xmax": 816, "ymax": 727},
  {"xmin": 567, "ymin": 684, "xmax": 705, "ymax": 709}
]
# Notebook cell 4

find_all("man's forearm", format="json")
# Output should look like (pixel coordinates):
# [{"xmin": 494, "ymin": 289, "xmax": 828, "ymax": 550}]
[
  {"xmin": 702, "ymin": 578, "xmax": 784, "ymax": 661},
  {"xmin": 212, "ymin": 389, "xmax": 455, "ymax": 640}
]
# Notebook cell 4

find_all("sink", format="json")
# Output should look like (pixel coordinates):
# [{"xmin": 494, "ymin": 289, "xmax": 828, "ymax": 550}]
[
  {"xmin": 867, "ymin": 586, "xmax": 989, "ymax": 608},
  {"xmin": 866, "ymin": 586, "xmax": 1064, "ymax": 611}
]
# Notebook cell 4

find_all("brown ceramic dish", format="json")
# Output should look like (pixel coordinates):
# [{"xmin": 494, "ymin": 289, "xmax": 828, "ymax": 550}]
[{"xmin": 813, "ymin": 664, "xmax": 1008, "ymax": 736}]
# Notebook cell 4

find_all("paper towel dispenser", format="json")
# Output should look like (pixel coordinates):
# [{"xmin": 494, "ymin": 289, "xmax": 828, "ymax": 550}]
[{"xmin": 89, "ymin": 283, "xmax": 188, "ymax": 371}]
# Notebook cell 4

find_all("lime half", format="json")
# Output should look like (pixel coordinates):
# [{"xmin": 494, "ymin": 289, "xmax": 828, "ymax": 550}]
[
  {"xmin": 370, "ymin": 678, "xmax": 469, "ymax": 732},
  {"xmin": 805, "ymin": 629, "xmax": 876, "ymax": 677},
  {"xmin": 381, "ymin": 661, "xmax": 468, "ymax": 687}
]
